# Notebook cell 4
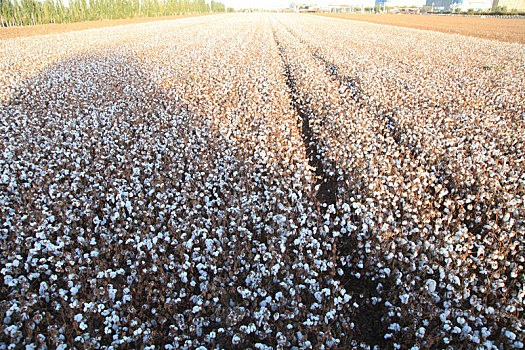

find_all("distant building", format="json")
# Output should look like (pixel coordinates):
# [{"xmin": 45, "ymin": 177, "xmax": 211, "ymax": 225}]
[
  {"xmin": 328, "ymin": 4, "xmax": 355, "ymax": 12},
  {"xmin": 426, "ymin": 0, "xmax": 525, "ymax": 10},
  {"xmin": 328, "ymin": 0, "xmax": 376, "ymax": 11},
  {"xmin": 425, "ymin": 0, "xmax": 504, "ymax": 10},
  {"xmin": 425, "ymin": 0, "xmax": 462, "ymax": 11},
  {"xmin": 493, "ymin": 0, "xmax": 525, "ymax": 10},
  {"xmin": 292, "ymin": 3, "xmax": 320, "ymax": 12},
  {"xmin": 457, "ymin": 0, "xmax": 493, "ymax": 10},
  {"xmin": 376, "ymin": 0, "xmax": 426, "ymax": 9}
]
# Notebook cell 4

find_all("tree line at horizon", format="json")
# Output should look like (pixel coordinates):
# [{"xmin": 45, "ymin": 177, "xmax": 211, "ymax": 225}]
[{"xmin": 0, "ymin": 0, "xmax": 226, "ymax": 27}]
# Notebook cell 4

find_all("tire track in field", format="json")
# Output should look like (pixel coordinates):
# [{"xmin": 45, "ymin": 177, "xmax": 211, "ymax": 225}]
[
  {"xmin": 271, "ymin": 23, "xmax": 389, "ymax": 348},
  {"xmin": 274, "ymin": 19, "xmax": 487, "ymax": 242},
  {"xmin": 276, "ymin": 20, "xmax": 499, "ymax": 236},
  {"xmin": 272, "ymin": 30, "xmax": 337, "ymax": 209},
  {"xmin": 274, "ymin": 19, "xmax": 489, "ymax": 230},
  {"xmin": 275, "ymin": 18, "xmax": 422, "ymax": 157},
  {"xmin": 278, "ymin": 22, "xmax": 489, "ymax": 215}
]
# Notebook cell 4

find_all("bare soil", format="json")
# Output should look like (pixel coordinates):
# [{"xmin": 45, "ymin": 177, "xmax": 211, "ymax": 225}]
[
  {"xmin": 0, "ymin": 14, "xmax": 209, "ymax": 40},
  {"xmin": 316, "ymin": 13, "xmax": 525, "ymax": 44}
]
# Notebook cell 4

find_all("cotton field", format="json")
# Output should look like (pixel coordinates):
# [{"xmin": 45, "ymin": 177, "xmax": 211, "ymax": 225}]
[{"xmin": 0, "ymin": 14, "xmax": 524, "ymax": 349}]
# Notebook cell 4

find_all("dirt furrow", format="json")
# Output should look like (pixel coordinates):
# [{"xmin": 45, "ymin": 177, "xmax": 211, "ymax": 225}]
[{"xmin": 272, "ymin": 24, "xmax": 389, "ymax": 347}]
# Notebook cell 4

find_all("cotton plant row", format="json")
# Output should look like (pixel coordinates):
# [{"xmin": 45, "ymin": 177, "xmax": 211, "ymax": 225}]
[
  {"xmin": 0, "ymin": 15, "xmax": 219, "ymax": 103},
  {"xmin": 272, "ymin": 14, "xmax": 524, "ymax": 349},
  {"xmin": 0, "ymin": 14, "xmax": 370, "ymax": 349}
]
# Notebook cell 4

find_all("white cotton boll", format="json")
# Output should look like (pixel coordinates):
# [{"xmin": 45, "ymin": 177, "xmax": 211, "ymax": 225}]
[
  {"xmin": 74, "ymin": 314, "xmax": 82, "ymax": 322},
  {"xmin": 426, "ymin": 279, "xmax": 436, "ymax": 293},
  {"xmin": 462, "ymin": 324, "xmax": 472, "ymax": 336},
  {"xmin": 505, "ymin": 330, "xmax": 516, "ymax": 341},
  {"xmin": 400, "ymin": 294, "xmax": 409, "ymax": 304},
  {"xmin": 180, "ymin": 271, "xmax": 188, "ymax": 283},
  {"xmin": 483, "ymin": 340, "xmax": 495, "ymax": 348},
  {"xmin": 247, "ymin": 323, "xmax": 256, "ymax": 334},
  {"xmin": 108, "ymin": 287, "xmax": 117, "ymax": 301},
  {"xmin": 440, "ymin": 310, "xmax": 450, "ymax": 323},
  {"xmin": 205, "ymin": 239, "xmax": 214, "ymax": 252},
  {"xmin": 0, "ymin": 173, "xmax": 11, "ymax": 184},
  {"xmin": 481, "ymin": 327, "xmax": 491, "ymax": 338},
  {"xmin": 4, "ymin": 275, "xmax": 15, "ymax": 287},
  {"xmin": 5, "ymin": 324, "xmax": 19, "ymax": 338},
  {"xmin": 39, "ymin": 282, "xmax": 48, "ymax": 295},
  {"xmin": 79, "ymin": 322, "xmax": 87, "ymax": 331},
  {"xmin": 389, "ymin": 323, "xmax": 401, "ymax": 332},
  {"xmin": 416, "ymin": 327, "xmax": 425, "ymax": 338},
  {"xmin": 452, "ymin": 275, "xmax": 461, "ymax": 285}
]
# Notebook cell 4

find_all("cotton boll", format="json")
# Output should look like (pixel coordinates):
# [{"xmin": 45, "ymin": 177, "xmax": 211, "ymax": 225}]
[{"xmin": 426, "ymin": 279, "xmax": 436, "ymax": 293}]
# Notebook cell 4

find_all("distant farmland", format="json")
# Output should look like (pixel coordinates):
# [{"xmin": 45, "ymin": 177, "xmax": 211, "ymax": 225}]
[
  {"xmin": 0, "ymin": 14, "xmax": 210, "ymax": 40},
  {"xmin": 1, "ymin": 13, "xmax": 524, "ymax": 349},
  {"xmin": 316, "ymin": 13, "xmax": 525, "ymax": 44}
]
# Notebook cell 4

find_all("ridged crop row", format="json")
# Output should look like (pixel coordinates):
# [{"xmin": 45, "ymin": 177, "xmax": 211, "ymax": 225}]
[{"xmin": 271, "ymin": 14, "xmax": 524, "ymax": 349}]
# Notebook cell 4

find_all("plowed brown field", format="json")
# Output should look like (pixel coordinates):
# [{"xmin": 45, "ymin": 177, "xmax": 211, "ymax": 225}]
[
  {"xmin": 0, "ymin": 14, "xmax": 208, "ymax": 40},
  {"xmin": 316, "ymin": 13, "xmax": 525, "ymax": 44}
]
